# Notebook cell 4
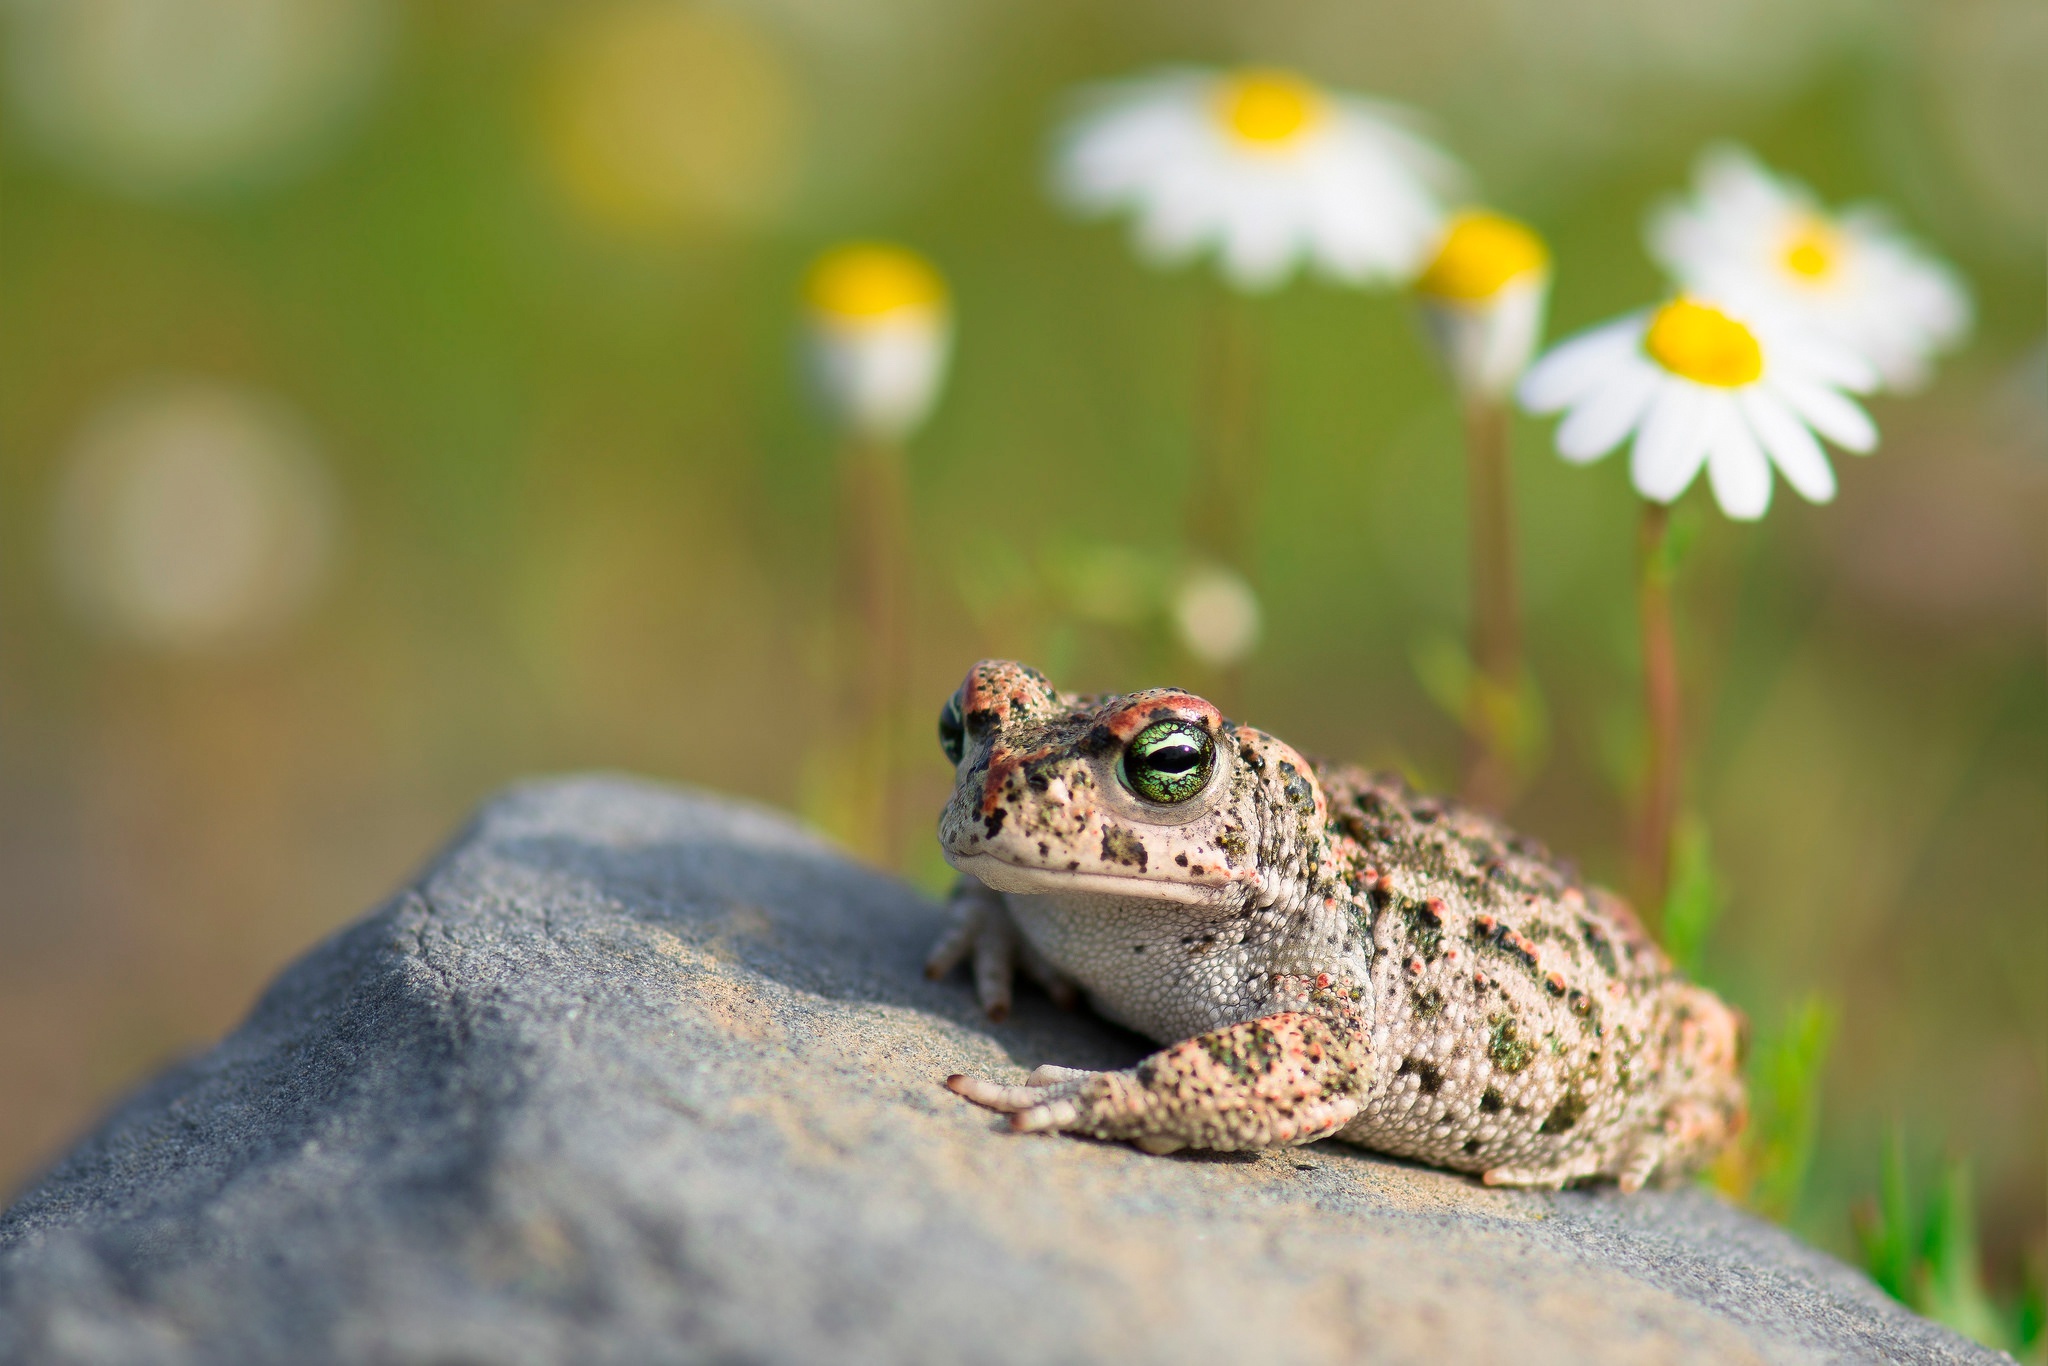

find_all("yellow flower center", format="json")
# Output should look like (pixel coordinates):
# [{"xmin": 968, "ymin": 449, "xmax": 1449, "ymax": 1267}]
[
  {"xmin": 1415, "ymin": 210, "xmax": 1551, "ymax": 302},
  {"xmin": 1215, "ymin": 69, "xmax": 1324, "ymax": 148},
  {"xmin": 804, "ymin": 243, "xmax": 947, "ymax": 321},
  {"xmin": 1644, "ymin": 297, "xmax": 1763, "ymax": 387},
  {"xmin": 1780, "ymin": 215, "xmax": 1841, "ymax": 281}
]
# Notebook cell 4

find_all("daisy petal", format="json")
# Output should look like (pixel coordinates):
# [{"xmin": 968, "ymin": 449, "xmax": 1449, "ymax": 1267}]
[
  {"xmin": 1773, "ymin": 376, "xmax": 1878, "ymax": 453},
  {"xmin": 1706, "ymin": 400, "xmax": 1772, "ymax": 520},
  {"xmin": 1739, "ymin": 386, "xmax": 1835, "ymax": 503},
  {"xmin": 1517, "ymin": 315, "xmax": 1645, "ymax": 414},
  {"xmin": 1216, "ymin": 192, "xmax": 1304, "ymax": 290},
  {"xmin": 1779, "ymin": 330, "xmax": 1880, "ymax": 394},
  {"xmin": 1554, "ymin": 359, "xmax": 1658, "ymax": 464},
  {"xmin": 1132, "ymin": 173, "xmax": 1224, "ymax": 263},
  {"xmin": 1630, "ymin": 382, "xmax": 1711, "ymax": 504}
]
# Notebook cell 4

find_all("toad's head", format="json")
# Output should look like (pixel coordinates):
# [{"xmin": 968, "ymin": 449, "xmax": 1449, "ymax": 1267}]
[{"xmin": 934, "ymin": 661, "xmax": 1328, "ymax": 911}]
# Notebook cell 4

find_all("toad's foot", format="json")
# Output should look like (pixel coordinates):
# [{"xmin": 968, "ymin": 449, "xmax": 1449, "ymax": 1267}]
[
  {"xmin": 924, "ymin": 875, "xmax": 1076, "ymax": 1021},
  {"xmin": 946, "ymin": 1012, "xmax": 1369, "ymax": 1154}
]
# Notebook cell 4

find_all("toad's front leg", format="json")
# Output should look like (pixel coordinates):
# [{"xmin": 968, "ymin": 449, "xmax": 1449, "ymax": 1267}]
[
  {"xmin": 924, "ymin": 875, "xmax": 1077, "ymax": 1021},
  {"xmin": 947, "ymin": 1012, "xmax": 1369, "ymax": 1154}
]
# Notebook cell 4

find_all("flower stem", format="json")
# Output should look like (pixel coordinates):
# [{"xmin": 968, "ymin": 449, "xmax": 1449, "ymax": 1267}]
[
  {"xmin": 1634, "ymin": 500, "xmax": 1681, "ymax": 928},
  {"xmin": 1459, "ymin": 395, "xmax": 1522, "ymax": 812},
  {"xmin": 1187, "ymin": 293, "xmax": 1263, "ymax": 711},
  {"xmin": 1189, "ymin": 293, "xmax": 1262, "ymax": 565},
  {"xmin": 838, "ymin": 432, "xmax": 911, "ymax": 866}
]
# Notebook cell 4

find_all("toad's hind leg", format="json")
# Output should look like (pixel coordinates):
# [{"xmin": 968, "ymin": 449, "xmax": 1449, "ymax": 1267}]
[
  {"xmin": 947, "ymin": 1011, "xmax": 1370, "ymax": 1154},
  {"xmin": 1480, "ymin": 1163, "xmax": 1583, "ymax": 1191},
  {"xmin": 1480, "ymin": 1136, "xmax": 1661, "ymax": 1192}
]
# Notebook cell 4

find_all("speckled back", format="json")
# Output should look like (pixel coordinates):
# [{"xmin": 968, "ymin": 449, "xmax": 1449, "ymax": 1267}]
[{"xmin": 1316, "ymin": 765, "xmax": 1744, "ymax": 1185}]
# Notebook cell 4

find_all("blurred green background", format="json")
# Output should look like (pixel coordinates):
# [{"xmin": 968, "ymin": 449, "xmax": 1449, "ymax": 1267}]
[{"xmin": 0, "ymin": 0, "xmax": 2041, "ymax": 1328}]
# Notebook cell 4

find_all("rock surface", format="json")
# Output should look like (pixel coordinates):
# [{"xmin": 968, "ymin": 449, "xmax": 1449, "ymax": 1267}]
[{"xmin": 0, "ymin": 777, "xmax": 2006, "ymax": 1366}]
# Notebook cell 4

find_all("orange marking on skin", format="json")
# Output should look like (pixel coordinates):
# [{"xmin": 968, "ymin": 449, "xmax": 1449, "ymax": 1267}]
[
  {"xmin": 979, "ymin": 750, "xmax": 1024, "ymax": 816},
  {"xmin": 1094, "ymin": 690, "xmax": 1221, "ymax": 743}
]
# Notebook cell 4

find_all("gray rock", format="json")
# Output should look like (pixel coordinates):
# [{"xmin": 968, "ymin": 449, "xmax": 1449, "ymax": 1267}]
[{"xmin": 0, "ymin": 777, "xmax": 2006, "ymax": 1366}]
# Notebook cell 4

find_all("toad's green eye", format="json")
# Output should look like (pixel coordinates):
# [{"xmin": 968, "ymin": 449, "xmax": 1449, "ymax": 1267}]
[
  {"xmin": 1120, "ymin": 719, "xmax": 1214, "ymax": 804},
  {"xmin": 938, "ymin": 692, "xmax": 966, "ymax": 766}
]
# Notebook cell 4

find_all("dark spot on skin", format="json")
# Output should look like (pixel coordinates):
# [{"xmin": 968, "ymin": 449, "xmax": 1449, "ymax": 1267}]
[
  {"xmin": 1402, "ymin": 902, "xmax": 1445, "ymax": 961},
  {"xmin": 1238, "ymin": 746, "xmax": 1265, "ymax": 772},
  {"xmin": 1132, "ymin": 944, "xmax": 1147, "ymax": 954},
  {"xmin": 1480, "ymin": 1087, "xmax": 1503, "ymax": 1113},
  {"xmin": 1100, "ymin": 824, "xmax": 1148, "ymax": 870},
  {"xmin": 1077, "ymin": 724, "xmax": 1119, "ymax": 757},
  {"xmin": 1412, "ymin": 988, "xmax": 1445, "ymax": 1018},
  {"xmin": 1469, "ymin": 918, "xmax": 1544, "ymax": 982},
  {"xmin": 1037, "ymin": 842, "xmax": 1048, "ymax": 857},
  {"xmin": 1066, "ymin": 860, "xmax": 1079, "ymax": 871},
  {"xmin": 1540, "ymin": 1091, "xmax": 1585, "ymax": 1134},
  {"xmin": 982, "ymin": 807, "xmax": 1007, "ymax": 839},
  {"xmin": 1579, "ymin": 916, "xmax": 1620, "ymax": 977},
  {"xmin": 1487, "ymin": 1014, "xmax": 1535, "ymax": 1073},
  {"xmin": 1396, "ymin": 1058, "xmax": 1444, "ymax": 1094},
  {"xmin": 1201, "ymin": 1021, "xmax": 1282, "ymax": 1084},
  {"xmin": 1463, "ymin": 1138, "xmax": 1482, "ymax": 1155},
  {"xmin": 1175, "ymin": 853, "xmax": 1188, "ymax": 867}
]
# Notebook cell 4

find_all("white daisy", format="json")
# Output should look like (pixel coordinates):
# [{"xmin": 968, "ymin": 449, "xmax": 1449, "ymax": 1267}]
[
  {"xmin": 1052, "ymin": 66, "xmax": 1460, "ymax": 293},
  {"xmin": 1648, "ymin": 145, "xmax": 1971, "ymax": 391},
  {"xmin": 1517, "ymin": 295, "xmax": 1880, "ymax": 521},
  {"xmin": 1413, "ymin": 209, "xmax": 1552, "ymax": 399},
  {"xmin": 803, "ymin": 243, "xmax": 951, "ymax": 441}
]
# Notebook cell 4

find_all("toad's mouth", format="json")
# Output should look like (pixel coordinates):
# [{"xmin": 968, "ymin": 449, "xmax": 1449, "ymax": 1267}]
[{"xmin": 943, "ymin": 850, "xmax": 1237, "ymax": 909}]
